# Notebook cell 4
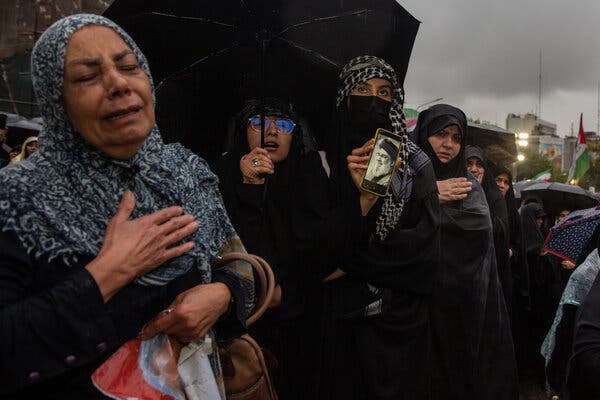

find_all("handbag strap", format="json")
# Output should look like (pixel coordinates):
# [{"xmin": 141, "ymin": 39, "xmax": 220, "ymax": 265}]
[
  {"xmin": 213, "ymin": 252, "xmax": 276, "ymax": 326},
  {"xmin": 239, "ymin": 334, "xmax": 278, "ymax": 399}
]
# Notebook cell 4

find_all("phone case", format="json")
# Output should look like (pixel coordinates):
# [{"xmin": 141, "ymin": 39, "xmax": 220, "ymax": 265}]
[{"xmin": 359, "ymin": 128, "xmax": 403, "ymax": 197}]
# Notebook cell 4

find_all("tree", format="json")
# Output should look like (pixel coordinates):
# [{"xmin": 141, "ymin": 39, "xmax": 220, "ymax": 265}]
[
  {"xmin": 551, "ymin": 169, "xmax": 568, "ymax": 183},
  {"xmin": 516, "ymin": 147, "xmax": 553, "ymax": 181}
]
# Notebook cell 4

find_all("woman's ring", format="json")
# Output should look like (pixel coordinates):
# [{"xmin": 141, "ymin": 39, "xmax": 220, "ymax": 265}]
[
  {"xmin": 252, "ymin": 158, "xmax": 258, "ymax": 166},
  {"xmin": 163, "ymin": 307, "xmax": 174, "ymax": 315}
]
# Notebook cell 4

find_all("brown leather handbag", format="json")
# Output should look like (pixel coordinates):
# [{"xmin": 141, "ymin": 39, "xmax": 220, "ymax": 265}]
[{"xmin": 213, "ymin": 252, "xmax": 278, "ymax": 400}]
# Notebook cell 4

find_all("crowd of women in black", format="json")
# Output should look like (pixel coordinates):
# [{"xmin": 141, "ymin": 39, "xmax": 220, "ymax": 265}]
[{"xmin": 1, "ymin": 13, "xmax": 600, "ymax": 400}]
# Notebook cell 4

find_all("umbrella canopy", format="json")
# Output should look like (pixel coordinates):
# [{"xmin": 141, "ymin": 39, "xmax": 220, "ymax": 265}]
[
  {"xmin": 104, "ymin": 0, "xmax": 420, "ymax": 162},
  {"xmin": 521, "ymin": 182, "xmax": 600, "ymax": 217},
  {"xmin": 512, "ymin": 180, "xmax": 540, "ymax": 209},
  {"xmin": 3, "ymin": 117, "xmax": 42, "ymax": 148},
  {"xmin": 466, "ymin": 123, "xmax": 517, "ymax": 167},
  {"xmin": 514, "ymin": 180, "xmax": 538, "ymax": 198},
  {"xmin": 404, "ymin": 112, "xmax": 517, "ymax": 167},
  {"xmin": 543, "ymin": 207, "xmax": 600, "ymax": 263},
  {"xmin": 2, "ymin": 112, "xmax": 25, "ymax": 125},
  {"xmin": 7, "ymin": 119, "xmax": 42, "ymax": 131}
]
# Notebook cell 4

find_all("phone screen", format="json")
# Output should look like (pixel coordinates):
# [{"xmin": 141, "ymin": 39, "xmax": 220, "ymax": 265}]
[{"xmin": 360, "ymin": 128, "xmax": 402, "ymax": 197}]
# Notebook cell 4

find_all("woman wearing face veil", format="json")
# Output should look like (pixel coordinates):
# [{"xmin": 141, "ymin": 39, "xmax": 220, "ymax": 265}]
[
  {"xmin": 0, "ymin": 15, "xmax": 254, "ymax": 398},
  {"xmin": 412, "ymin": 105, "xmax": 518, "ymax": 400},
  {"xmin": 215, "ymin": 98, "xmax": 328, "ymax": 399},
  {"xmin": 316, "ymin": 55, "xmax": 441, "ymax": 400}
]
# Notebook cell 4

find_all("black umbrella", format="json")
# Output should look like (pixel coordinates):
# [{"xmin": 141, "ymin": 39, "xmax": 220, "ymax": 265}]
[
  {"xmin": 104, "ymin": 0, "xmax": 420, "ymax": 162},
  {"xmin": 521, "ymin": 182, "xmax": 600, "ymax": 217},
  {"xmin": 4, "ymin": 118, "xmax": 41, "ymax": 148},
  {"xmin": 513, "ymin": 180, "xmax": 538, "ymax": 199},
  {"xmin": 467, "ymin": 122, "xmax": 517, "ymax": 167}
]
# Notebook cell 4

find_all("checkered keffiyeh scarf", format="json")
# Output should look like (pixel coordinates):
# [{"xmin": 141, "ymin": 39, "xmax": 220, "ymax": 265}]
[{"xmin": 336, "ymin": 55, "xmax": 426, "ymax": 241}]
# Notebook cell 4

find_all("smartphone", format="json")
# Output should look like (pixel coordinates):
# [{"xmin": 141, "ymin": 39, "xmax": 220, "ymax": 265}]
[{"xmin": 360, "ymin": 128, "xmax": 402, "ymax": 197}]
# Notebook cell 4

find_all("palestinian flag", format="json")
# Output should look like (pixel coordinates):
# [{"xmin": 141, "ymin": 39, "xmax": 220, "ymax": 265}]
[
  {"xmin": 567, "ymin": 113, "xmax": 590, "ymax": 184},
  {"xmin": 532, "ymin": 169, "xmax": 552, "ymax": 182}
]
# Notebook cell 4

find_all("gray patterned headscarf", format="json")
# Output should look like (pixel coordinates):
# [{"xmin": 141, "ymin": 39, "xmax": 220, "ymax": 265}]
[
  {"xmin": 337, "ymin": 55, "xmax": 427, "ymax": 241},
  {"xmin": 0, "ymin": 14, "xmax": 236, "ymax": 286}
]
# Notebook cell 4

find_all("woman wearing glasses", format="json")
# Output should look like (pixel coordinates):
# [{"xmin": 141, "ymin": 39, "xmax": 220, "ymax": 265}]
[{"xmin": 215, "ymin": 98, "xmax": 329, "ymax": 399}]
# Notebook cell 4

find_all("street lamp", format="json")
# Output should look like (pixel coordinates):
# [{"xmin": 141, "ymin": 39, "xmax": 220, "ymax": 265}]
[
  {"xmin": 517, "ymin": 132, "xmax": 529, "ymax": 147},
  {"xmin": 513, "ymin": 154, "xmax": 526, "ymax": 180},
  {"xmin": 513, "ymin": 132, "xmax": 528, "ymax": 179}
]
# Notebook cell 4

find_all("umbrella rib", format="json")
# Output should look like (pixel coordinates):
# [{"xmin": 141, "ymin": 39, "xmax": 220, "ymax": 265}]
[
  {"xmin": 275, "ymin": 37, "xmax": 340, "ymax": 68},
  {"xmin": 276, "ymin": 9, "xmax": 373, "ymax": 36},
  {"xmin": 239, "ymin": 0, "xmax": 255, "ymax": 18},
  {"xmin": 156, "ymin": 47, "xmax": 234, "ymax": 91},
  {"xmin": 146, "ymin": 11, "xmax": 236, "ymax": 28}
]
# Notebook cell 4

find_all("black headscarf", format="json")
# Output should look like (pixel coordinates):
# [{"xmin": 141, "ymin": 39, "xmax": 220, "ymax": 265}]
[
  {"xmin": 216, "ymin": 97, "xmax": 304, "ymax": 244},
  {"xmin": 419, "ymin": 106, "xmax": 518, "ymax": 398},
  {"xmin": 411, "ymin": 104, "xmax": 468, "ymax": 181},
  {"xmin": 490, "ymin": 163, "xmax": 531, "ymax": 301},
  {"xmin": 490, "ymin": 165, "xmax": 518, "ymax": 235},
  {"xmin": 520, "ymin": 202, "xmax": 547, "ymax": 255},
  {"xmin": 215, "ymin": 98, "xmax": 326, "ymax": 318},
  {"xmin": 465, "ymin": 146, "xmax": 507, "ymax": 218},
  {"xmin": 224, "ymin": 98, "xmax": 304, "ymax": 164},
  {"xmin": 465, "ymin": 145, "xmax": 514, "ymax": 310}
]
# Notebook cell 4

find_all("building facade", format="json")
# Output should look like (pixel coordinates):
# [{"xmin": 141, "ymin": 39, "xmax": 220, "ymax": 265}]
[{"xmin": 506, "ymin": 113, "xmax": 557, "ymax": 137}]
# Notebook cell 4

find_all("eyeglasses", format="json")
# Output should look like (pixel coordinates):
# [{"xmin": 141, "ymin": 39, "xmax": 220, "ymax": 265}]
[{"xmin": 248, "ymin": 115, "xmax": 295, "ymax": 134}]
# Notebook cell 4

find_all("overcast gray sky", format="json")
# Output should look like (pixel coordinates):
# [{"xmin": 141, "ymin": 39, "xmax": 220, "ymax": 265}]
[{"xmin": 400, "ymin": 0, "xmax": 600, "ymax": 136}]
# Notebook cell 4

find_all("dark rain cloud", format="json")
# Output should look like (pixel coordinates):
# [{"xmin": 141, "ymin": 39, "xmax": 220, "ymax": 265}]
[{"xmin": 400, "ymin": 0, "xmax": 600, "ymax": 133}]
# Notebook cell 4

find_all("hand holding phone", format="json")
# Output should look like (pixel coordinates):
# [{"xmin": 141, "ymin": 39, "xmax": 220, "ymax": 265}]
[
  {"xmin": 346, "ymin": 138, "xmax": 374, "ymax": 188},
  {"xmin": 347, "ymin": 139, "xmax": 380, "ymax": 215}
]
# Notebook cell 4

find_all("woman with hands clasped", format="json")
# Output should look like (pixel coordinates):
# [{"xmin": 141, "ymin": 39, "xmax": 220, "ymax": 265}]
[
  {"xmin": 412, "ymin": 104, "xmax": 518, "ymax": 400},
  {"xmin": 0, "ymin": 14, "xmax": 253, "ymax": 399},
  {"xmin": 417, "ymin": 114, "xmax": 472, "ymax": 204}
]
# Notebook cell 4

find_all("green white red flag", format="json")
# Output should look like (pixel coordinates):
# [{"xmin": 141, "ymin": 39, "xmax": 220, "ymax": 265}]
[
  {"xmin": 567, "ymin": 113, "xmax": 590, "ymax": 184},
  {"xmin": 532, "ymin": 169, "xmax": 552, "ymax": 182}
]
